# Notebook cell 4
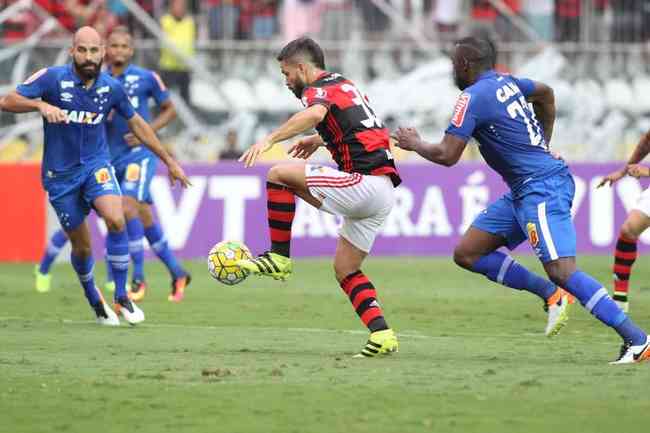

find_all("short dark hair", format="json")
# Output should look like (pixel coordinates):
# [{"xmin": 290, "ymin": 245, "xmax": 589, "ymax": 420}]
[
  {"xmin": 276, "ymin": 37, "xmax": 325, "ymax": 69},
  {"xmin": 455, "ymin": 36, "xmax": 496, "ymax": 69},
  {"xmin": 109, "ymin": 25, "xmax": 131, "ymax": 38}
]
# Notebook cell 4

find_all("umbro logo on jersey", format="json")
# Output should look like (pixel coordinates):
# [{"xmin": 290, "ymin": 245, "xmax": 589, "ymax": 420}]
[
  {"xmin": 61, "ymin": 109, "xmax": 104, "ymax": 124},
  {"xmin": 61, "ymin": 80, "xmax": 74, "ymax": 89},
  {"xmin": 451, "ymin": 93, "xmax": 471, "ymax": 127},
  {"xmin": 125, "ymin": 75, "xmax": 140, "ymax": 83},
  {"xmin": 61, "ymin": 92, "xmax": 73, "ymax": 102},
  {"xmin": 96, "ymin": 86, "xmax": 110, "ymax": 95}
]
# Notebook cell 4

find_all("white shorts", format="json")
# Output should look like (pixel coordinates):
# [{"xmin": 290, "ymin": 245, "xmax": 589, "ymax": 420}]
[
  {"xmin": 632, "ymin": 187, "xmax": 650, "ymax": 217},
  {"xmin": 305, "ymin": 164, "xmax": 394, "ymax": 253}
]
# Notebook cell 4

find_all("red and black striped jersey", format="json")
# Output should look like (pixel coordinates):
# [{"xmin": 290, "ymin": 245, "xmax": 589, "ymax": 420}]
[{"xmin": 301, "ymin": 72, "xmax": 401, "ymax": 187}]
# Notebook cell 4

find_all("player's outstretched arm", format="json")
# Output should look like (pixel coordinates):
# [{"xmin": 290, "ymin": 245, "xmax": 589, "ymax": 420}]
[
  {"xmin": 240, "ymin": 104, "xmax": 328, "ymax": 167},
  {"xmin": 393, "ymin": 127, "xmax": 467, "ymax": 167},
  {"xmin": 0, "ymin": 91, "xmax": 67, "ymax": 122},
  {"xmin": 598, "ymin": 130, "xmax": 650, "ymax": 187},
  {"xmin": 127, "ymin": 113, "xmax": 191, "ymax": 188},
  {"xmin": 526, "ymin": 81, "xmax": 555, "ymax": 145}
]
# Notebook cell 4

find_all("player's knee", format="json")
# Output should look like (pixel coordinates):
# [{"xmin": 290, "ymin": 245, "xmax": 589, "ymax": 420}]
[
  {"xmin": 545, "ymin": 264, "xmax": 572, "ymax": 287},
  {"xmin": 267, "ymin": 165, "xmax": 284, "ymax": 184},
  {"xmin": 104, "ymin": 215, "xmax": 126, "ymax": 232},
  {"xmin": 333, "ymin": 262, "xmax": 355, "ymax": 283},
  {"xmin": 452, "ymin": 247, "xmax": 475, "ymax": 271},
  {"xmin": 620, "ymin": 222, "xmax": 640, "ymax": 241},
  {"xmin": 70, "ymin": 242, "xmax": 92, "ymax": 258},
  {"xmin": 123, "ymin": 205, "xmax": 139, "ymax": 220}
]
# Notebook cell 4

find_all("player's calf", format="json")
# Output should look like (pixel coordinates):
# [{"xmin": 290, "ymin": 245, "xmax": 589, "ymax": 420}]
[
  {"xmin": 340, "ymin": 270, "xmax": 398, "ymax": 357},
  {"xmin": 239, "ymin": 180, "xmax": 297, "ymax": 281},
  {"xmin": 612, "ymin": 233, "xmax": 637, "ymax": 313}
]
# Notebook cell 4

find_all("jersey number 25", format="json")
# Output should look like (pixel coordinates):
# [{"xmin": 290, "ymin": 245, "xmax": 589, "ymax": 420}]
[{"xmin": 507, "ymin": 96, "xmax": 545, "ymax": 149}]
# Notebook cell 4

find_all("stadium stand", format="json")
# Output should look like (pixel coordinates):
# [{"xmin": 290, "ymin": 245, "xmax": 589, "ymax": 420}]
[{"xmin": 2, "ymin": 0, "xmax": 650, "ymax": 163}]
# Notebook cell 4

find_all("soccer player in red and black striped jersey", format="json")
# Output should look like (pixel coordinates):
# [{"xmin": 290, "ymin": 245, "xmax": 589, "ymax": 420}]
[
  {"xmin": 237, "ymin": 37, "xmax": 400, "ymax": 357},
  {"xmin": 599, "ymin": 129, "xmax": 650, "ymax": 313}
]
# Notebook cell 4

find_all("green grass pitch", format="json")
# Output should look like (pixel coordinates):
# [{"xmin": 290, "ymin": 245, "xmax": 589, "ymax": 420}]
[{"xmin": 1, "ymin": 256, "xmax": 649, "ymax": 433}]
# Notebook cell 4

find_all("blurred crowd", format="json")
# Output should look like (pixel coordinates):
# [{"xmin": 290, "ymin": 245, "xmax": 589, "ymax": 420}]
[{"xmin": 3, "ymin": 0, "xmax": 650, "ymax": 44}]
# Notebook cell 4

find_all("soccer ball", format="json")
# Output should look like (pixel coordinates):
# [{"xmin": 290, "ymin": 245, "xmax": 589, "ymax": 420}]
[{"xmin": 207, "ymin": 240, "xmax": 252, "ymax": 285}]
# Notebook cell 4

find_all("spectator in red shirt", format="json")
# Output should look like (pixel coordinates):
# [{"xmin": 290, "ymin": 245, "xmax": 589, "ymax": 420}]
[
  {"xmin": 1, "ymin": 0, "xmax": 38, "ymax": 41},
  {"xmin": 555, "ymin": 0, "xmax": 580, "ymax": 42}
]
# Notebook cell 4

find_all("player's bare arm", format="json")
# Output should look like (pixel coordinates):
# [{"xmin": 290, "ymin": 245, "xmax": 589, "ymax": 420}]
[
  {"xmin": 240, "ymin": 104, "xmax": 328, "ymax": 167},
  {"xmin": 526, "ymin": 81, "xmax": 555, "ymax": 144},
  {"xmin": 393, "ymin": 127, "xmax": 468, "ymax": 167},
  {"xmin": 127, "ymin": 113, "xmax": 191, "ymax": 187},
  {"xmin": 124, "ymin": 99, "xmax": 176, "ymax": 146},
  {"xmin": 288, "ymin": 133, "xmax": 324, "ymax": 159},
  {"xmin": 599, "ymin": 130, "xmax": 650, "ymax": 187},
  {"xmin": 0, "ymin": 91, "xmax": 67, "ymax": 122},
  {"xmin": 626, "ymin": 164, "xmax": 650, "ymax": 179}
]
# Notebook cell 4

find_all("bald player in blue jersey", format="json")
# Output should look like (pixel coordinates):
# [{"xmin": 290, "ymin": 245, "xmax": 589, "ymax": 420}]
[
  {"xmin": 394, "ymin": 36, "xmax": 650, "ymax": 364},
  {"xmin": 0, "ymin": 27, "xmax": 190, "ymax": 326},
  {"xmin": 35, "ymin": 27, "xmax": 191, "ymax": 302}
]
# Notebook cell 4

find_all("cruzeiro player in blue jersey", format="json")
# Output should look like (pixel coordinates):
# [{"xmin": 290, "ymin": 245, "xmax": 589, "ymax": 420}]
[
  {"xmin": 34, "ymin": 27, "xmax": 191, "ymax": 303},
  {"xmin": 394, "ymin": 36, "xmax": 650, "ymax": 364},
  {"xmin": 0, "ymin": 27, "xmax": 190, "ymax": 325},
  {"xmin": 105, "ymin": 26, "xmax": 191, "ymax": 302}
]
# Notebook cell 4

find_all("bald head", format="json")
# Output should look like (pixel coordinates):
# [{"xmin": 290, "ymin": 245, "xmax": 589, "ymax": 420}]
[
  {"xmin": 70, "ymin": 26, "xmax": 104, "ymax": 83},
  {"xmin": 451, "ymin": 36, "xmax": 496, "ymax": 90},
  {"xmin": 73, "ymin": 26, "xmax": 102, "ymax": 47}
]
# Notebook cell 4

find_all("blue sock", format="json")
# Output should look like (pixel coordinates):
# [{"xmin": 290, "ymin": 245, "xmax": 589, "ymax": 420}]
[
  {"xmin": 104, "ymin": 249, "xmax": 113, "ymax": 283},
  {"xmin": 39, "ymin": 229, "xmax": 68, "ymax": 274},
  {"xmin": 565, "ymin": 271, "xmax": 646, "ymax": 344},
  {"xmin": 145, "ymin": 223, "xmax": 185, "ymax": 279},
  {"xmin": 471, "ymin": 251, "xmax": 557, "ymax": 301},
  {"xmin": 70, "ymin": 253, "xmax": 99, "ymax": 307},
  {"xmin": 106, "ymin": 230, "xmax": 130, "ymax": 300},
  {"xmin": 126, "ymin": 218, "xmax": 145, "ymax": 281}
]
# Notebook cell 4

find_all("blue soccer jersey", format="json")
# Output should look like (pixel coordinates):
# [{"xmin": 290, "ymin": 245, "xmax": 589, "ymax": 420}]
[
  {"xmin": 445, "ymin": 70, "xmax": 567, "ymax": 194},
  {"xmin": 16, "ymin": 64, "xmax": 135, "ymax": 230},
  {"xmin": 16, "ymin": 64, "xmax": 135, "ymax": 178},
  {"xmin": 106, "ymin": 64, "xmax": 169, "ymax": 168},
  {"xmin": 448, "ymin": 70, "xmax": 577, "ymax": 263}
]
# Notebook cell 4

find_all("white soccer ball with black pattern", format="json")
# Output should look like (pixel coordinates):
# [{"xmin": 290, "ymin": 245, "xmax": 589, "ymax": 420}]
[{"xmin": 207, "ymin": 240, "xmax": 252, "ymax": 285}]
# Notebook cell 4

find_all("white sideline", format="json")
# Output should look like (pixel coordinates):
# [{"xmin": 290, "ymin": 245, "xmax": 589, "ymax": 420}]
[{"xmin": 0, "ymin": 315, "xmax": 613, "ymax": 343}]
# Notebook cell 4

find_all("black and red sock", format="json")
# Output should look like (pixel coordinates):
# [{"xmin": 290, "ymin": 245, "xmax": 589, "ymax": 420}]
[
  {"xmin": 340, "ymin": 271, "xmax": 389, "ymax": 332},
  {"xmin": 267, "ymin": 182, "xmax": 295, "ymax": 258},
  {"xmin": 613, "ymin": 234, "xmax": 637, "ymax": 302}
]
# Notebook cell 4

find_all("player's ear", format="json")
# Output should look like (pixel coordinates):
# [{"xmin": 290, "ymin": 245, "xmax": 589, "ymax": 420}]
[{"xmin": 298, "ymin": 61, "xmax": 309, "ymax": 76}]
